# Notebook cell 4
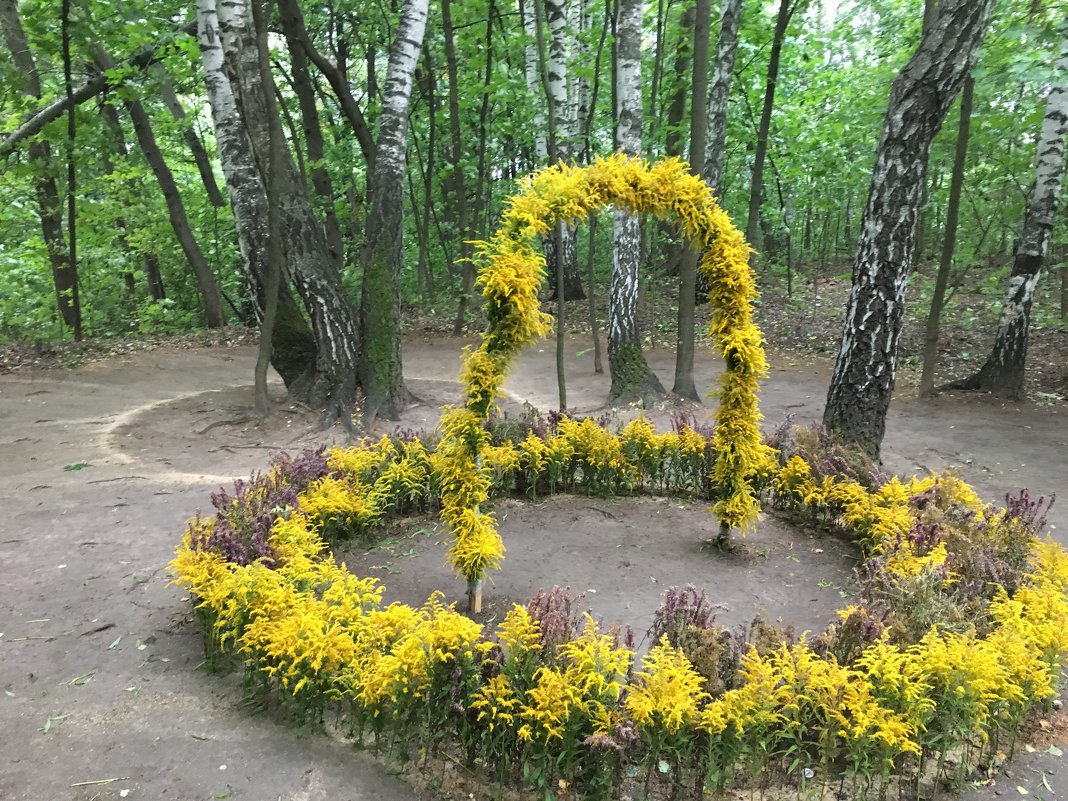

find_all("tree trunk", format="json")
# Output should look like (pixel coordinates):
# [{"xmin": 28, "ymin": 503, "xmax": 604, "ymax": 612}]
[
  {"xmin": 544, "ymin": 0, "xmax": 585, "ymax": 301},
  {"xmin": 276, "ymin": 0, "xmax": 375, "ymax": 170},
  {"xmin": 98, "ymin": 100, "xmax": 166, "ymax": 301},
  {"xmin": 702, "ymin": 0, "xmax": 743, "ymax": 193},
  {"xmin": 919, "ymin": 75, "xmax": 973, "ymax": 397},
  {"xmin": 251, "ymin": 0, "xmax": 282, "ymax": 418},
  {"xmin": 657, "ymin": 4, "xmax": 695, "ymax": 279},
  {"xmin": 671, "ymin": 0, "xmax": 710, "ymax": 402},
  {"xmin": 210, "ymin": 0, "xmax": 362, "ymax": 420},
  {"xmin": 745, "ymin": 0, "xmax": 796, "ymax": 258},
  {"xmin": 949, "ymin": 28, "xmax": 1068, "ymax": 400},
  {"xmin": 415, "ymin": 45, "xmax": 437, "ymax": 303},
  {"xmin": 93, "ymin": 46, "xmax": 227, "ymax": 329},
  {"xmin": 1, "ymin": 0, "xmax": 81, "ymax": 338},
  {"xmin": 610, "ymin": 0, "xmax": 665, "ymax": 404},
  {"xmin": 823, "ymin": 0, "xmax": 995, "ymax": 457},
  {"xmin": 357, "ymin": 0, "xmax": 429, "ymax": 426},
  {"xmin": 61, "ymin": 0, "xmax": 80, "ymax": 340},
  {"xmin": 664, "ymin": 5, "xmax": 695, "ymax": 159},
  {"xmin": 151, "ymin": 64, "xmax": 226, "ymax": 209},
  {"xmin": 442, "ymin": 0, "xmax": 475, "ymax": 335},
  {"xmin": 281, "ymin": 29, "xmax": 344, "ymax": 269},
  {"xmin": 520, "ymin": 0, "xmax": 550, "ymax": 163}
]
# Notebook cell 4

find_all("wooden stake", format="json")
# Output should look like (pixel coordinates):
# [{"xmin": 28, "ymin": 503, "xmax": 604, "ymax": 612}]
[{"xmin": 467, "ymin": 578, "xmax": 483, "ymax": 614}]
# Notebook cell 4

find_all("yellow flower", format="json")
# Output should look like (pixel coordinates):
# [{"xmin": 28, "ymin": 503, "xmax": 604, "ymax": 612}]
[{"xmin": 626, "ymin": 637, "xmax": 709, "ymax": 734}]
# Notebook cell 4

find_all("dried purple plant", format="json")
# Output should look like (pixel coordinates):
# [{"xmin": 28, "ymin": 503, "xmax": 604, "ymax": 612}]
[
  {"xmin": 649, "ymin": 585, "xmax": 721, "ymax": 647},
  {"xmin": 191, "ymin": 447, "xmax": 330, "ymax": 566},
  {"xmin": 1004, "ymin": 489, "xmax": 1056, "ymax": 537},
  {"xmin": 525, "ymin": 586, "xmax": 578, "ymax": 655}
]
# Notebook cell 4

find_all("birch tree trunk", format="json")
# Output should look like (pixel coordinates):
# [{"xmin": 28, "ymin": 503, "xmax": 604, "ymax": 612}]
[
  {"xmin": 609, "ymin": 0, "xmax": 665, "ymax": 404},
  {"xmin": 212, "ymin": 0, "xmax": 363, "ymax": 422},
  {"xmin": 951, "ymin": 26, "xmax": 1068, "ymax": 400},
  {"xmin": 198, "ymin": 0, "xmax": 315, "ymax": 390},
  {"xmin": 696, "ymin": 0, "xmax": 743, "ymax": 303},
  {"xmin": 545, "ymin": 0, "xmax": 585, "ymax": 301},
  {"xmin": 823, "ymin": 0, "xmax": 996, "ymax": 456},
  {"xmin": 520, "ymin": 0, "xmax": 550, "ymax": 163},
  {"xmin": 357, "ymin": 0, "xmax": 429, "ymax": 426},
  {"xmin": 1, "ymin": 0, "xmax": 81, "ymax": 338},
  {"xmin": 703, "ymin": 0, "xmax": 743, "ymax": 193}
]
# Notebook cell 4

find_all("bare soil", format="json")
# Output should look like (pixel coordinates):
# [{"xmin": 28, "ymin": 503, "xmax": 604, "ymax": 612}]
[{"xmin": 1, "ymin": 334, "xmax": 1066, "ymax": 801}]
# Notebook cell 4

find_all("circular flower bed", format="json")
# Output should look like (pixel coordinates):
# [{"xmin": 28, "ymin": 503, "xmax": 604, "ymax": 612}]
[{"xmin": 172, "ymin": 157, "xmax": 1067, "ymax": 800}]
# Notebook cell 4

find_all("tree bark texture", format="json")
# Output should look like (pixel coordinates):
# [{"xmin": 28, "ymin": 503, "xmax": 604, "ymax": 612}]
[
  {"xmin": 442, "ymin": 0, "xmax": 475, "ymax": 335},
  {"xmin": 823, "ymin": 0, "xmax": 996, "ymax": 456},
  {"xmin": 212, "ymin": 0, "xmax": 362, "ymax": 420},
  {"xmin": 251, "ymin": 0, "xmax": 281, "ymax": 418},
  {"xmin": 1, "ymin": 0, "xmax": 81, "ymax": 337},
  {"xmin": 519, "ymin": 0, "xmax": 550, "ymax": 163},
  {"xmin": 544, "ymin": 0, "xmax": 585, "ymax": 301},
  {"xmin": 280, "ymin": 20, "xmax": 344, "ymax": 269},
  {"xmin": 919, "ymin": 75, "xmax": 973, "ymax": 397},
  {"xmin": 609, "ymin": 0, "xmax": 664, "ymax": 403},
  {"xmin": 951, "ymin": 27, "xmax": 1068, "ymax": 399},
  {"xmin": 199, "ymin": 1, "xmax": 311, "ymax": 388},
  {"xmin": 702, "ymin": 0, "xmax": 743, "ymax": 193},
  {"xmin": 93, "ymin": 45, "xmax": 227, "ymax": 329},
  {"xmin": 671, "ymin": 0, "xmax": 711, "ymax": 402},
  {"xmin": 358, "ymin": 0, "xmax": 430, "ymax": 426}
]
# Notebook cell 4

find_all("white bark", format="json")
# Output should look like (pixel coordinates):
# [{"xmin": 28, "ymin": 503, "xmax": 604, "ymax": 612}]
[
  {"xmin": 608, "ymin": 0, "xmax": 663, "ymax": 401},
  {"xmin": 960, "ymin": 23, "xmax": 1068, "ymax": 397},
  {"xmin": 213, "ymin": 0, "xmax": 363, "ymax": 415},
  {"xmin": 824, "ymin": 0, "xmax": 995, "ymax": 454},
  {"xmin": 703, "ymin": 0, "xmax": 743, "ymax": 193},
  {"xmin": 519, "ymin": 0, "xmax": 549, "ymax": 162},
  {"xmin": 358, "ymin": 0, "xmax": 430, "ymax": 422},
  {"xmin": 198, "ymin": 0, "xmax": 269, "ymax": 317},
  {"xmin": 545, "ymin": 0, "xmax": 570, "ymax": 159},
  {"xmin": 373, "ymin": 0, "xmax": 429, "ymax": 187}
]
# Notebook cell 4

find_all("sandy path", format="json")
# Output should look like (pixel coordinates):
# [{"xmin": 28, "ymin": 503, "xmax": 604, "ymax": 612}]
[{"xmin": 0, "ymin": 338, "xmax": 1064, "ymax": 800}]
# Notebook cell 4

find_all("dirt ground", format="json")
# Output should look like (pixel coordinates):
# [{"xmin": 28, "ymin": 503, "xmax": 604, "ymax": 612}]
[{"xmin": 1, "ymin": 335, "xmax": 1066, "ymax": 801}]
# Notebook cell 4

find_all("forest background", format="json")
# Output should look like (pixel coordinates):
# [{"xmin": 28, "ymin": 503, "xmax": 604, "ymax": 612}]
[{"xmin": 1, "ymin": 0, "xmax": 1065, "ymax": 451}]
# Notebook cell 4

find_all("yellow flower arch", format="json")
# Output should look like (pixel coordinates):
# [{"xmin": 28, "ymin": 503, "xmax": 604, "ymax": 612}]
[{"xmin": 436, "ymin": 154, "xmax": 775, "ymax": 602}]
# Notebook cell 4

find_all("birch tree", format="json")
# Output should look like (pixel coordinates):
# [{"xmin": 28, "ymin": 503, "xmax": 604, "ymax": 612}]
[
  {"xmin": 357, "ymin": 0, "xmax": 430, "ymax": 425},
  {"xmin": 823, "ymin": 0, "xmax": 996, "ymax": 457},
  {"xmin": 609, "ymin": 0, "xmax": 665, "ymax": 403},
  {"xmin": 952, "ymin": 23, "xmax": 1068, "ymax": 399},
  {"xmin": 209, "ymin": 0, "xmax": 363, "ymax": 422},
  {"xmin": 544, "ymin": 0, "xmax": 584, "ymax": 301},
  {"xmin": 703, "ymin": 0, "xmax": 743, "ymax": 193}
]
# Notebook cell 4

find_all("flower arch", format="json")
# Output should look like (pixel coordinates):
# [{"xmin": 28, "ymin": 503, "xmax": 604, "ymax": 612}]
[{"xmin": 435, "ymin": 155, "xmax": 775, "ymax": 608}]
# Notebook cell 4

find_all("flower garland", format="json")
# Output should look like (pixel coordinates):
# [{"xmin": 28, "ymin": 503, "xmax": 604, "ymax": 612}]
[{"xmin": 439, "ymin": 155, "xmax": 773, "ymax": 604}]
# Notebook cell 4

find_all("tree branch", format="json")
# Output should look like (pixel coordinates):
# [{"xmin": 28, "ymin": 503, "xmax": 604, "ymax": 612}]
[{"xmin": 0, "ymin": 19, "xmax": 196, "ymax": 158}]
